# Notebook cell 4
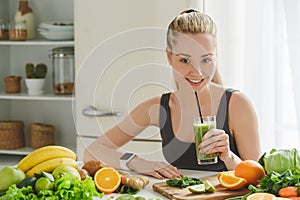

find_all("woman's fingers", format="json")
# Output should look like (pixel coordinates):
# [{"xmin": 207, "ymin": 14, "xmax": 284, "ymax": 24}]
[
  {"xmin": 199, "ymin": 129, "xmax": 229, "ymax": 154},
  {"xmin": 153, "ymin": 162, "xmax": 183, "ymax": 179},
  {"xmin": 143, "ymin": 171, "xmax": 164, "ymax": 180},
  {"xmin": 141, "ymin": 162, "xmax": 183, "ymax": 179},
  {"xmin": 143, "ymin": 170, "xmax": 175, "ymax": 179},
  {"xmin": 158, "ymin": 165, "xmax": 183, "ymax": 179}
]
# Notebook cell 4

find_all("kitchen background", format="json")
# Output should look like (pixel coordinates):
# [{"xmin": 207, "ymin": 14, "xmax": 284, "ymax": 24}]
[
  {"xmin": 0, "ymin": 0, "xmax": 299, "ymax": 167},
  {"xmin": 0, "ymin": 0, "xmax": 75, "ymax": 166}
]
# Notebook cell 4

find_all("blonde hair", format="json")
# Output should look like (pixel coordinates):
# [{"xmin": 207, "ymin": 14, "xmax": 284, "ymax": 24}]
[{"xmin": 167, "ymin": 9, "xmax": 223, "ymax": 85}]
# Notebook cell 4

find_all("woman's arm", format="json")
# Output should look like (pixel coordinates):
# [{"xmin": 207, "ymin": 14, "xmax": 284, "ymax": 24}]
[
  {"xmin": 83, "ymin": 97, "xmax": 183, "ymax": 179},
  {"xmin": 199, "ymin": 91, "xmax": 261, "ymax": 170},
  {"xmin": 83, "ymin": 97, "xmax": 159, "ymax": 165},
  {"xmin": 229, "ymin": 92, "xmax": 261, "ymax": 161}
]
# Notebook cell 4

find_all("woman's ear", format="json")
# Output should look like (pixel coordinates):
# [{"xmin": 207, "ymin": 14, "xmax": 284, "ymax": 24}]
[{"xmin": 166, "ymin": 48, "xmax": 172, "ymax": 65}]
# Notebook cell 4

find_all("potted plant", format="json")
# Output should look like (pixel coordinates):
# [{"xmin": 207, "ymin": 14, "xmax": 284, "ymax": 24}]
[{"xmin": 25, "ymin": 63, "xmax": 47, "ymax": 95}]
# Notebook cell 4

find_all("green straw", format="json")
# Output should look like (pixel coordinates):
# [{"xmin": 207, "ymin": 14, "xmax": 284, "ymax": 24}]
[{"xmin": 195, "ymin": 91, "xmax": 203, "ymax": 123}]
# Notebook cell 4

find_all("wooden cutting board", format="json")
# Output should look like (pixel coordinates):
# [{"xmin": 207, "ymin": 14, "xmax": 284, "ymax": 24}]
[{"xmin": 152, "ymin": 176, "xmax": 249, "ymax": 200}]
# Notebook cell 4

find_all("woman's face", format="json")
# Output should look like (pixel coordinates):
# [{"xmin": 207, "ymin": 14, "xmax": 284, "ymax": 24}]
[{"xmin": 167, "ymin": 33, "xmax": 217, "ymax": 91}]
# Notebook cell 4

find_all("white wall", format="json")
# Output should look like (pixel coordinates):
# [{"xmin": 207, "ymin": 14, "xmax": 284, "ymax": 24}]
[{"xmin": 204, "ymin": 0, "xmax": 245, "ymax": 89}]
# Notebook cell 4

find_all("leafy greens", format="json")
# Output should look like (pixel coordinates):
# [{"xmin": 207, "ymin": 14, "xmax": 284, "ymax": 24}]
[
  {"xmin": 259, "ymin": 148, "xmax": 300, "ymax": 174},
  {"xmin": 0, "ymin": 174, "xmax": 103, "ymax": 200},
  {"xmin": 166, "ymin": 176, "xmax": 203, "ymax": 188},
  {"xmin": 241, "ymin": 169, "xmax": 300, "ymax": 199}
]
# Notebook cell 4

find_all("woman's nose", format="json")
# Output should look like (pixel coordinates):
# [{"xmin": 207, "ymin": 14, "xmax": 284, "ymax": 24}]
[{"xmin": 190, "ymin": 63, "xmax": 203, "ymax": 76}]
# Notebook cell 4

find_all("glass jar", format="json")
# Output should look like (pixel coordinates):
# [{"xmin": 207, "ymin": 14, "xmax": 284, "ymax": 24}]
[
  {"xmin": 51, "ymin": 46, "xmax": 75, "ymax": 95},
  {"xmin": 15, "ymin": 0, "xmax": 34, "ymax": 40},
  {"xmin": 0, "ymin": 20, "xmax": 9, "ymax": 40},
  {"xmin": 9, "ymin": 20, "xmax": 27, "ymax": 41}
]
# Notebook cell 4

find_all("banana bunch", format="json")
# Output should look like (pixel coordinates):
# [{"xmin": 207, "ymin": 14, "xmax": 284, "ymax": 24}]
[{"xmin": 17, "ymin": 145, "xmax": 77, "ymax": 177}]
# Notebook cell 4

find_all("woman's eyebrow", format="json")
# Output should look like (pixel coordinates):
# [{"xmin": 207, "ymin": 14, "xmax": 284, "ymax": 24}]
[
  {"xmin": 202, "ymin": 53, "xmax": 214, "ymax": 57},
  {"xmin": 175, "ymin": 53, "xmax": 191, "ymax": 57},
  {"xmin": 175, "ymin": 53, "xmax": 214, "ymax": 58}
]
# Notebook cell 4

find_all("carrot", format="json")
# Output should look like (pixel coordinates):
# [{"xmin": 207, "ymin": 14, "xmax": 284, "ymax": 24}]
[{"xmin": 278, "ymin": 186, "xmax": 298, "ymax": 197}]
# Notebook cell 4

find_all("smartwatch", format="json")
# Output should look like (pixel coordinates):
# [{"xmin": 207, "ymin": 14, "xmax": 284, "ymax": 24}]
[{"xmin": 120, "ymin": 152, "xmax": 136, "ymax": 171}]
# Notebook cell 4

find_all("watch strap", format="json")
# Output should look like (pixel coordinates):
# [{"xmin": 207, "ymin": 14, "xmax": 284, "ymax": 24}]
[{"xmin": 120, "ymin": 153, "xmax": 136, "ymax": 171}]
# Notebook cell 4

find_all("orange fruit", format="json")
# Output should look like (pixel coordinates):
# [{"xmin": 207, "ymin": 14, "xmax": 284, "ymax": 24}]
[
  {"xmin": 217, "ymin": 170, "xmax": 235, "ymax": 180},
  {"xmin": 218, "ymin": 173, "xmax": 247, "ymax": 190},
  {"xmin": 246, "ymin": 193, "xmax": 276, "ymax": 200},
  {"xmin": 94, "ymin": 167, "xmax": 121, "ymax": 194},
  {"xmin": 235, "ymin": 160, "xmax": 266, "ymax": 186}
]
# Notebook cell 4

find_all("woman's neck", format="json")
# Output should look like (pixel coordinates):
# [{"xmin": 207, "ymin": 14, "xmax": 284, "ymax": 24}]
[{"xmin": 173, "ymin": 83, "xmax": 215, "ymax": 116}]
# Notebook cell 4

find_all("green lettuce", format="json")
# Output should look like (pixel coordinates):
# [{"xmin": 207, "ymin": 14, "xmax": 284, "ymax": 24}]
[
  {"xmin": 0, "ymin": 174, "xmax": 103, "ymax": 200},
  {"xmin": 259, "ymin": 148, "xmax": 300, "ymax": 174},
  {"xmin": 0, "ymin": 185, "xmax": 38, "ymax": 200}
]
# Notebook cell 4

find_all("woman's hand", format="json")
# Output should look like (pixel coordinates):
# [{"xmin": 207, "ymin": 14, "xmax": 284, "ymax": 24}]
[
  {"xmin": 127, "ymin": 157, "xmax": 183, "ymax": 179},
  {"xmin": 199, "ymin": 129, "xmax": 231, "ymax": 162}
]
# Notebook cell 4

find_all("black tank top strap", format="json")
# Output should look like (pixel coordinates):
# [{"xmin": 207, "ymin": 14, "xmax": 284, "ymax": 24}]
[
  {"xmin": 217, "ymin": 88, "xmax": 240, "ymax": 157},
  {"xmin": 217, "ymin": 88, "xmax": 238, "ymax": 130},
  {"xmin": 159, "ymin": 93, "xmax": 171, "ymax": 131}
]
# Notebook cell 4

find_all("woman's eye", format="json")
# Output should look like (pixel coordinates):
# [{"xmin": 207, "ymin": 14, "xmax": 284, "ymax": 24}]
[
  {"xmin": 201, "ymin": 58, "xmax": 212, "ymax": 63},
  {"xmin": 180, "ymin": 58, "xmax": 190, "ymax": 63}
]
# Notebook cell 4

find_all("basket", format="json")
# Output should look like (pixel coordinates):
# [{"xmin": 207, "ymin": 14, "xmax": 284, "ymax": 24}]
[
  {"xmin": 30, "ymin": 123, "xmax": 55, "ymax": 149},
  {"xmin": 4, "ymin": 76, "xmax": 21, "ymax": 93},
  {"xmin": 0, "ymin": 120, "xmax": 25, "ymax": 149}
]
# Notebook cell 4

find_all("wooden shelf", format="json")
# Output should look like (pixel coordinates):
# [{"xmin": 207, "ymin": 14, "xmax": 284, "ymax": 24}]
[
  {"xmin": 0, "ymin": 92, "xmax": 74, "ymax": 101},
  {"xmin": 0, "ymin": 144, "xmax": 77, "ymax": 156},
  {"xmin": 0, "ymin": 0, "xmax": 76, "ymax": 159},
  {"xmin": 0, "ymin": 147, "xmax": 34, "ymax": 156},
  {"xmin": 0, "ymin": 40, "xmax": 74, "ymax": 46},
  {"xmin": 0, "ymin": 154, "xmax": 25, "ymax": 168}
]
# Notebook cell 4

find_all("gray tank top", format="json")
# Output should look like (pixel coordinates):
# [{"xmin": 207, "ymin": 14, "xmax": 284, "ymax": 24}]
[{"xmin": 159, "ymin": 88, "xmax": 240, "ymax": 171}]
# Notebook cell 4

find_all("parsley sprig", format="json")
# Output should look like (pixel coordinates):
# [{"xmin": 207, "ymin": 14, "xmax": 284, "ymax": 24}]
[{"xmin": 166, "ymin": 176, "xmax": 203, "ymax": 188}]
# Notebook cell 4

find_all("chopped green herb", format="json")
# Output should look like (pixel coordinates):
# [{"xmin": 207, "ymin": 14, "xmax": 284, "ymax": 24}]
[{"xmin": 166, "ymin": 176, "xmax": 203, "ymax": 188}]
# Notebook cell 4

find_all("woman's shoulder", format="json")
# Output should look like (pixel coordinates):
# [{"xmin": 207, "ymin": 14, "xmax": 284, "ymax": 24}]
[
  {"xmin": 211, "ymin": 83, "xmax": 250, "ymax": 103},
  {"xmin": 228, "ymin": 89, "xmax": 253, "ymax": 106},
  {"xmin": 132, "ymin": 95, "xmax": 165, "ymax": 127},
  {"xmin": 211, "ymin": 84, "xmax": 254, "ymax": 108},
  {"xmin": 226, "ymin": 89, "xmax": 257, "ymax": 122},
  {"xmin": 132, "ymin": 95, "xmax": 164, "ymax": 116},
  {"xmin": 138, "ymin": 95, "xmax": 163, "ymax": 107},
  {"xmin": 138, "ymin": 92, "xmax": 172, "ymax": 106}
]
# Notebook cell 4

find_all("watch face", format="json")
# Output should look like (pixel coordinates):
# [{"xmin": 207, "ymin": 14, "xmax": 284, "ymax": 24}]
[{"xmin": 120, "ymin": 153, "xmax": 134, "ymax": 160}]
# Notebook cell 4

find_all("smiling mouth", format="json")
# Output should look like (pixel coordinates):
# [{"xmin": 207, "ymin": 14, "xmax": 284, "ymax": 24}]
[{"xmin": 186, "ymin": 78, "xmax": 204, "ymax": 85}]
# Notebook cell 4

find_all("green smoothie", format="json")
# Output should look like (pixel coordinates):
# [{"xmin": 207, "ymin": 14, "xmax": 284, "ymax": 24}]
[{"xmin": 194, "ymin": 121, "xmax": 218, "ymax": 165}]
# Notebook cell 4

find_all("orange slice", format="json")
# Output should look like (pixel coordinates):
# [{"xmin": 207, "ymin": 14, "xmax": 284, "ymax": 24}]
[
  {"xmin": 246, "ymin": 193, "xmax": 276, "ymax": 200},
  {"xmin": 217, "ymin": 170, "xmax": 235, "ymax": 180},
  {"xmin": 218, "ymin": 173, "xmax": 247, "ymax": 190},
  {"xmin": 94, "ymin": 167, "xmax": 121, "ymax": 194}
]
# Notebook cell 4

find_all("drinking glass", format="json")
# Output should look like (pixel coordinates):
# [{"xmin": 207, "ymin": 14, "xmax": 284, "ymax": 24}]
[{"xmin": 193, "ymin": 115, "xmax": 218, "ymax": 165}]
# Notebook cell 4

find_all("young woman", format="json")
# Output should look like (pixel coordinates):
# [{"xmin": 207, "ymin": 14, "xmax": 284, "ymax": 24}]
[{"xmin": 83, "ymin": 9, "xmax": 261, "ymax": 179}]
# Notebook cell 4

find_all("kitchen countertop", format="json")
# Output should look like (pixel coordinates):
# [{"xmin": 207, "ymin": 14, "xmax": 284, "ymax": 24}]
[{"xmin": 0, "ymin": 155, "xmax": 219, "ymax": 199}]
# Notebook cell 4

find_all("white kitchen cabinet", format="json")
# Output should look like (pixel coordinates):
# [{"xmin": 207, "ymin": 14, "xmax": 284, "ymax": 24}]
[{"xmin": 0, "ymin": 0, "xmax": 75, "ymax": 159}]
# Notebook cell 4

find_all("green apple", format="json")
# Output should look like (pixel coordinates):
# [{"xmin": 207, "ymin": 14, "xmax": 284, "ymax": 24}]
[
  {"xmin": 0, "ymin": 166, "xmax": 25, "ymax": 191},
  {"xmin": 35, "ymin": 177, "xmax": 54, "ymax": 193},
  {"xmin": 52, "ymin": 165, "xmax": 81, "ymax": 181}
]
